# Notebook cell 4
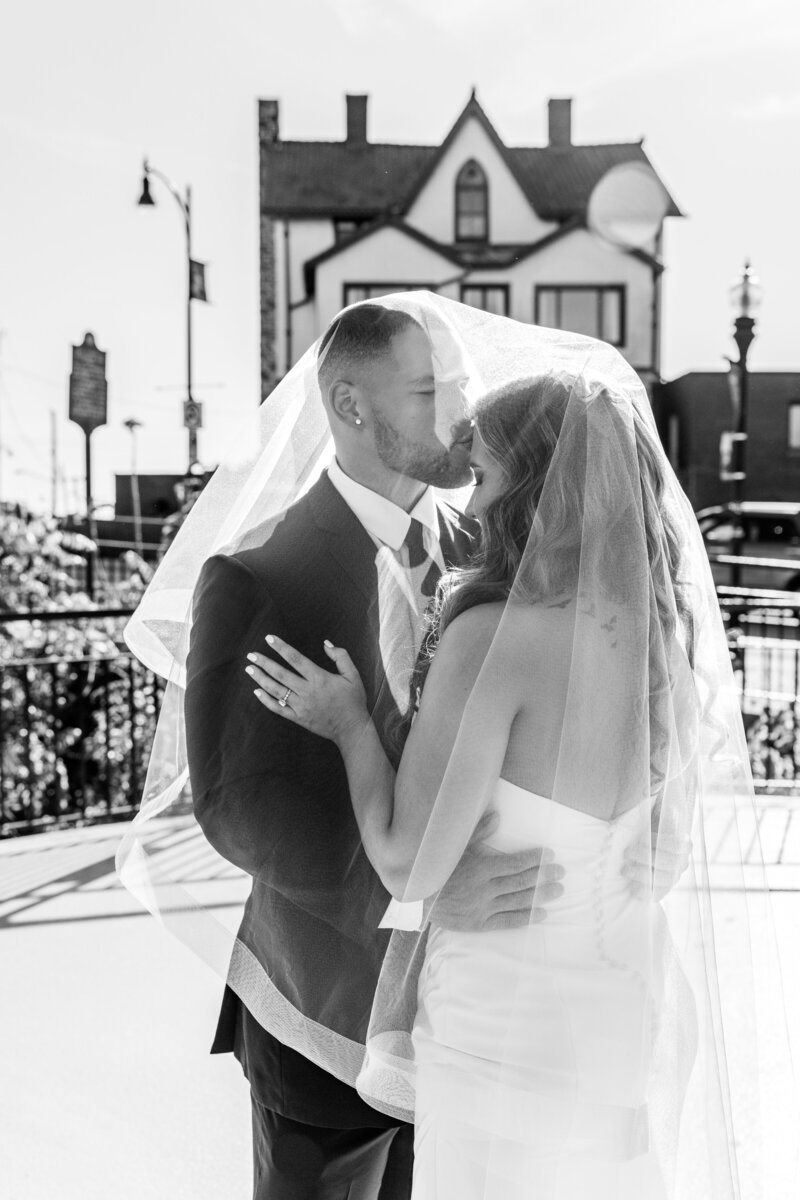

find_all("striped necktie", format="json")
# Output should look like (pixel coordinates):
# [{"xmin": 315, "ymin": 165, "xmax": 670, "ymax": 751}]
[{"xmin": 404, "ymin": 517, "xmax": 441, "ymax": 601}]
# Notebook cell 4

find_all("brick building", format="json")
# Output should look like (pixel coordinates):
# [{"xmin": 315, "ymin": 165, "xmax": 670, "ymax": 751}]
[{"xmin": 655, "ymin": 372, "xmax": 800, "ymax": 508}]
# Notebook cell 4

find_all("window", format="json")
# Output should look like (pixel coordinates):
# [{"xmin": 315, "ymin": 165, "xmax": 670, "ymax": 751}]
[
  {"xmin": 455, "ymin": 160, "xmax": 488, "ymax": 243},
  {"xmin": 745, "ymin": 516, "xmax": 800, "ymax": 545},
  {"xmin": 789, "ymin": 402, "xmax": 800, "ymax": 451},
  {"xmin": 534, "ymin": 285, "xmax": 626, "ymax": 347},
  {"xmin": 343, "ymin": 283, "xmax": 433, "ymax": 306},
  {"xmin": 460, "ymin": 285, "xmax": 509, "ymax": 316}
]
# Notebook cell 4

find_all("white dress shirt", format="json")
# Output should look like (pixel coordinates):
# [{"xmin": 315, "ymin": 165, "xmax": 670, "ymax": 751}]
[
  {"xmin": 327, "ymin": 459, "xmax": 438, "ymax": 930},
  {"xmin": 327, "ymin": 457, "xmax": 442, "ymax": 564}
]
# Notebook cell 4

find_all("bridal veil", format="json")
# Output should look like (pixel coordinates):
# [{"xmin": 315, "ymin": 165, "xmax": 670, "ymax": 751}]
[{"xmin": 117, "ymin": 292, "xmax": 796, "ymax": 1198}]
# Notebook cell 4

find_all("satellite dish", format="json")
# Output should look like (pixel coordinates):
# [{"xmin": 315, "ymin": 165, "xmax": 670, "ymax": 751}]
[{"xmin": 587, "ymin": 162, "xmax": 670, "ymax": 250}]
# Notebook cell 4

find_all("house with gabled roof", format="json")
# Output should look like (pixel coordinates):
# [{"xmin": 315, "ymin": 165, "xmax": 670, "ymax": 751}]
[{"xmin": 258, "ymin": 91, "xmax": 680, "ymax": 398}]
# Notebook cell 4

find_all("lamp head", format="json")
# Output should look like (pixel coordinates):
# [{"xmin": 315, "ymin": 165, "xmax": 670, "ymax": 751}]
[
  {"xmin": 137, "ymin": 174, "xmax": 155, "ymax": 207},
  {"xmin": 729, "ymin": 261, "xmax": 763, "ymax": 319}
]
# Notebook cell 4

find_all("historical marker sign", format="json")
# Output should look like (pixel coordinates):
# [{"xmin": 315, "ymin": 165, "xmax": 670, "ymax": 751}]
[
  {"xmin": 69, "ymin": 332, "xmax": 108, "ymax": 434},
  {"xmin": 68, "ymin": 331, "xmax": 107, "ymax": 600}
]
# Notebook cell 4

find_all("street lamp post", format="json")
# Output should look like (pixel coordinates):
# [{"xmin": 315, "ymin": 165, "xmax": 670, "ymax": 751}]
[
  {"xmin": 137, "ymin": 160, "xmax": 206, "ymax": 470},
  {"xmin": 726, "ymin": 262, "xmax": 763, "ymax": 588},
  {"xmin": 123, "ymin": 417, "xmax": 144, "ymax": 558}
]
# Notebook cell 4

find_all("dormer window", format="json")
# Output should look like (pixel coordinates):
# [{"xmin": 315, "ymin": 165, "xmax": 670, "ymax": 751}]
[{"xmin": 455, "ymin": 160, "xmax": 488, "ymax": 243}]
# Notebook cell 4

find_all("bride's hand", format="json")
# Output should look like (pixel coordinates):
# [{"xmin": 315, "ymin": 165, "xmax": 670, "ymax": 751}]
[{"xmin": 246, "ymin": 635, "xmax": 368, "ymax": 744}]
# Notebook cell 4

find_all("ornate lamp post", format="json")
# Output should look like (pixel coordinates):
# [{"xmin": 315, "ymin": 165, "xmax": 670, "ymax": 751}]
[
  {"xmin": 725, "ymin": 261, "xmax": 763, "ymax": 587},
  {"xmin": 137, "ymin": 160, "xmax": 207, "ymax": 470}
]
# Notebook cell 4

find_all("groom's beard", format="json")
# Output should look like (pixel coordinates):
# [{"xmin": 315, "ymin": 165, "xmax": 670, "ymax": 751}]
[{"xmin": 373, "ymin": 411, "xmax": 472, "ymax": 489}]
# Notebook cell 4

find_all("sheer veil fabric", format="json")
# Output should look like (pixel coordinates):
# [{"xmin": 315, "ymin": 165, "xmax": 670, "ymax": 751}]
[{"xmin": 117, "ymin": 293, "xmax": 796, "ymax": 1198}]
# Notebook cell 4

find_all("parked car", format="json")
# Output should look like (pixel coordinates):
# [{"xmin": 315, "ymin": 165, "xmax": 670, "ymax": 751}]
[{"xmin": 695, "ymin": 502, "xmax": 800, "ymax": 591}]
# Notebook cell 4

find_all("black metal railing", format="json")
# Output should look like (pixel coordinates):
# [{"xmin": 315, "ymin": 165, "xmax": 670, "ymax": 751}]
[
  {"xmin": 716, "ymin": 590, "xmax": 800, "ymax": 794},
  {"xmin": 3, "ymin": 567, "xmax": 800, "ymax": 836},
  {"xmin": 0, "ymin": 608, "xmax": 165, "ymax": 837}
]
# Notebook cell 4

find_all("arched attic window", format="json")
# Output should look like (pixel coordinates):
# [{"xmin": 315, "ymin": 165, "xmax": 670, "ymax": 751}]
[{"xmin": 455, "ymin": 159, "xmax": 488, "ymax": 243}]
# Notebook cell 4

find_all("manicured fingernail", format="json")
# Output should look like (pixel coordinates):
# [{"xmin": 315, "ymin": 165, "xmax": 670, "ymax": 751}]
[
  {"xmin": 323, "ymin": 639, "xmax": 334, "ymax": 648},
  {"xmin": 245, "ymin": 666, "xmax": 255, "ymax": 676},
  {"xmin": 246, "ymin": 653, "xmax": 257, "ymax": 662},
  {"xmin": 266, "ymin": 634, "xmax": 275, "ymax": 644}
]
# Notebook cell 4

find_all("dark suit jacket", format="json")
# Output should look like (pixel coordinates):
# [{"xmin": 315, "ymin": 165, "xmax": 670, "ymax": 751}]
[{"xmin": 185, "ymin": 472, "xmax": 477, "ymax": 1128}]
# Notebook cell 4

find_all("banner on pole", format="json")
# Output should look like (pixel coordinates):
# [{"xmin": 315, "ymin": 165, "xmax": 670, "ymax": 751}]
[
  {"xmin": 719, "ymin": 430, "xmax": 747, "ymax": 482},
  {"xmin": 189, "ymin": 260, "xmax": 208, "ymax": 302}
]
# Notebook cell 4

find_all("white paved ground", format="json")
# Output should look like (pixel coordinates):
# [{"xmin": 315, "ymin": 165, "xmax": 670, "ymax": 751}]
[
  {"xmin": 2, "ymin": 805, "xmax": 800, "ymax": 1199},
  {"xmin": 0, "ymin": 822, "xmax": 251, "ymax": 1200}
]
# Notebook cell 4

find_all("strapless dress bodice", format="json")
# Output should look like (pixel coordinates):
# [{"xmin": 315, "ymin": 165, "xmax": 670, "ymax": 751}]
[
  {"xmin": 485, "ymin": 777, "xmax": 646, "ymax": 849},
  {"xmin": 484, "ymin": 778, "xmax": 648, "ymax": 927}
]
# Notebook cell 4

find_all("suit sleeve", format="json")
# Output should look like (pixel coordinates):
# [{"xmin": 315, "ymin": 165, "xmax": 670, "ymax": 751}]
[{"xmin": 185, "ymin": 553, "xmax": 324, "ymax": 878}]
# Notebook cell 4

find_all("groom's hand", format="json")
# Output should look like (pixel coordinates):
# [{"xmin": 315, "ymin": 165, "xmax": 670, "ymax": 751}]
[
  {"xmin": 430, "ymin": 811, "xmax": 565, "ymax": 933},
  {"xmin": 622, "ymin": 829, "xmax": 691, "ymax": 901}
]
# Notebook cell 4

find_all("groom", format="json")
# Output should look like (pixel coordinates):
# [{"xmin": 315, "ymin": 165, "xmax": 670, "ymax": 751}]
[{"xmin": 185, "ymin": 304, "xmax": 561, "ymax": 1199}]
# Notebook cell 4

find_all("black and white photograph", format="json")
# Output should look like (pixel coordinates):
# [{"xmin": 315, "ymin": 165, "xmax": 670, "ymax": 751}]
[{"xmin": 2, "ymin": 2, "xmax": 800, "ymax": 1197}]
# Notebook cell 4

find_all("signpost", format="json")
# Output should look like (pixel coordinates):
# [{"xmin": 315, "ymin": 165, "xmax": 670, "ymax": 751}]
[
  {"xmin": 183, "ymin": 398, "xmax": 203, "ymax": 471},
  {"xmin": 138, "ymin": 162, "xmax": 209, "ymax": 469},
  {"xmin": 68, "ymin": 332, "xmax": 108, "ymax": 599}
]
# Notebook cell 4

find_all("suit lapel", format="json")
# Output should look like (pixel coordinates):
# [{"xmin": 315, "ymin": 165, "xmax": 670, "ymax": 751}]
[
  {"xmin": 306, "ymin": 474, "xmax": 391, "ymax": 717},
  {"xmin": 307, "ymin": 473, "xmax": 381, "ymax": 603}
]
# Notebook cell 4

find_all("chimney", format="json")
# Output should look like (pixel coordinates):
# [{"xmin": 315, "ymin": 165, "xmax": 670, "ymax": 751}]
[
  {"xmin": 548, "ymin": 98, "xmax": 572, "ymax": 147},
  {"xmin": 259, "ymin": 99, "xmax": 280, "ymax": 145},
  {"xmin": 346, "ymin": 94, "xmax": 368, "ymax": 145}
]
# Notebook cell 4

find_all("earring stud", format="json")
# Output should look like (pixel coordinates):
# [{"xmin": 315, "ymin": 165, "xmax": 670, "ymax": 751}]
[{"xmin": 354, "ymin": 417, "xmax": 363, "ymax": 426}]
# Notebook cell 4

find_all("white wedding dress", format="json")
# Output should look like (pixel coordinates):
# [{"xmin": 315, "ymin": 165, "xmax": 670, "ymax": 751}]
[{"xmin": 411, "ymin": 779, "xmax": 672, "ymax": 1200}]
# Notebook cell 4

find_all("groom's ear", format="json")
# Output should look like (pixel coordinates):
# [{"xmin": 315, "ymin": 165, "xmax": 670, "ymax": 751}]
[{"xmin": 328, "ymin": 380, "xmax": 363, "ymax": 427}]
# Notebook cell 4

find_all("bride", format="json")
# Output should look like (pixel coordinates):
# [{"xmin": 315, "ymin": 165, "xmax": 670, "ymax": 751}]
[{"xmin": 245, "ymin": 354, "xmax": 794, "ymax": 1199}]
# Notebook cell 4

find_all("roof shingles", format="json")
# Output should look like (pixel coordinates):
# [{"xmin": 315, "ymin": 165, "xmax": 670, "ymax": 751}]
[
  {"xmin": 260, "ymin": 142, "xmax": 438, "ymax": 217},
  {"xmin": 260, "ymin": 98, "xmax": 680, "ymax": 222}
]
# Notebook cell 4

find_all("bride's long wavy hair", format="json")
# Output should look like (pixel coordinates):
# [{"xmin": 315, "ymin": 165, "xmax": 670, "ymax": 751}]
[{"xmin": 408, "ymin": 376, "xmax": 693, "ymax": 772}]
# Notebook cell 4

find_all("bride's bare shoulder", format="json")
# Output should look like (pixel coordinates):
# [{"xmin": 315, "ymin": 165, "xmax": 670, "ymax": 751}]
[
  {"xmin": 426, "ymin": 600, "xmax": 574, "ymax": 712},
  {"xmin": 438, "ymin": 598, "xmax": 575, "ymax": 669},
  {"xmin": 436, "ymin": 600, "xmax": 505, "ymax": 648}
]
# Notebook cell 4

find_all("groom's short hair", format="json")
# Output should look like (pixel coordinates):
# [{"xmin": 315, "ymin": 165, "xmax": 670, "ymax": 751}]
[{"xmin": 317, "ymin": 304, "xmax": 425, "ymax": 396}]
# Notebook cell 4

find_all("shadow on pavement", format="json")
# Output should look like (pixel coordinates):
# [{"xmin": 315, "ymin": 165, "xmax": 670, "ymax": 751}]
[{"xmin": 0, "ymin": 818, "xmax": 247, "ymax": 928}]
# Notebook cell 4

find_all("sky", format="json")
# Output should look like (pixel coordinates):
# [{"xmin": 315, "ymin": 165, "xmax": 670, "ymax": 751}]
[{"xmin": 1, "ymin": 0, "xmax": 799, "ymax": 512}]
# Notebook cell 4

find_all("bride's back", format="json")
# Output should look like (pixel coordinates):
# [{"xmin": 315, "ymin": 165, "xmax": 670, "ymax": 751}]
[
  {"xmin": 494, "ymin": 599, "xmax": 575, "ymax": 802},
  {"xmin": 472, "ymin": 597, "xmax": 647, "ymax": 822}
]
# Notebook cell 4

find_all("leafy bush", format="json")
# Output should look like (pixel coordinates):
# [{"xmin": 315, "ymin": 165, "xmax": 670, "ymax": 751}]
[{"xmin": 0, "ymin": 509, "xmax": 158, "ymax": 833}]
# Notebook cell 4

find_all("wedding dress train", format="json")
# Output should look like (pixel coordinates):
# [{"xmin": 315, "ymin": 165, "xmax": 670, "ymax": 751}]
[{"xmin": 411, "ymin": 779, "xmax": 676, "ymax": 1200}]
